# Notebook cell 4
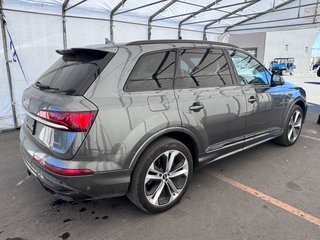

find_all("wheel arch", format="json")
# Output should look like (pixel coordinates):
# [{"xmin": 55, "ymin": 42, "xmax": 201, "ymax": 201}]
[
  {"xmin": 283, "ymin": 97, "xmax": 307, "ymax": 128},
  {"xmin": 128, "ymin": 128, "xmax": 201, "ymax": 170},
  {"xmin": 295, "ymin": 100, "xmax": 307, "ymax": 123}
]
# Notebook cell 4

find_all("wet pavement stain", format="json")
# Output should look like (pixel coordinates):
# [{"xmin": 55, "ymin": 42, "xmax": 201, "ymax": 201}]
[
  {"xmin": 286, "ymin": 181, "xmax": 302, "ymax": 191},
  {"xmin": 59, "ymin": 232, "xmax": 70, "ymax": 240},
  {"xmin": 63, "ymin": 219, "xmax": 72, "ymax": 223},
  {"xmin": 79, "ymin": 207, "xmax": 87, "ymax": 212},
  {"xmin": 0, "ymin": 231, "xmax": 3, "ymax": 234},
  {"xmin": 91, "ymin": 211, "xmax": 95, "ymax": 214},
  {"xmin": 102, "ymin": 216, "xmax": 109, "ymax": 220},
  {"xmin": 95, "ymin": 217, "xmax": 100, "ymax": 220}
]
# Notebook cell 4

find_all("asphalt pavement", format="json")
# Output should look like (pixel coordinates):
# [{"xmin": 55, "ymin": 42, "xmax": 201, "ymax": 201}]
[{"xmin": 0, "ymin": 74, "xmax": 319, "ymax": 240}]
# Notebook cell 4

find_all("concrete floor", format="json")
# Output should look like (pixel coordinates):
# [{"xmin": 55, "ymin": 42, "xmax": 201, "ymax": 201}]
[{"xmin": 0, "ymin": 75, "xmax": 320, "ymax": 240}]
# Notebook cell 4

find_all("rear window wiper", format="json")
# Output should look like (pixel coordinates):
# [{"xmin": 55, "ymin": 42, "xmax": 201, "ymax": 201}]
[{"xmin": 35, "ymin": 81, "xmax": 59, "ymax": 91}]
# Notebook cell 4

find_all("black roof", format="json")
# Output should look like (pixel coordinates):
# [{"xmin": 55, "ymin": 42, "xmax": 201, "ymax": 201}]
[{"xmin": 126, "ymin": 39, "xmax": 237, "ymax": 48}]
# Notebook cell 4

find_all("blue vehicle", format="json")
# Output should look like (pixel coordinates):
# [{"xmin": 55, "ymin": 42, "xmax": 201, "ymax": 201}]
[{"xmin": 271, "ymin": 58, "xmax": 296, "ymax": 75}]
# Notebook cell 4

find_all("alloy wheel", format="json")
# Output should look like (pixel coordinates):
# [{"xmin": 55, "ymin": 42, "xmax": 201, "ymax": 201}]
[
  {"xmin": 288, "ymin": 110, "xmax": 302, "ymax": 142},
  {"xmin": 144, "ymin": 150, "xmax": 189, "ymax": 207}
]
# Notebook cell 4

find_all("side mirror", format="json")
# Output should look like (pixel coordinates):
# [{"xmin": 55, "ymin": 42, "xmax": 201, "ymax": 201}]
[{"xmin": 271, "ymin": 73, "xmax": 285, "ymax": 86}]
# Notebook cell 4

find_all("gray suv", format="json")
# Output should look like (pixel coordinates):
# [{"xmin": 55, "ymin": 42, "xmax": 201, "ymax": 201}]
[{"xmin": 20, "ymin": 40, "xmax": 307, "ymax": 213}]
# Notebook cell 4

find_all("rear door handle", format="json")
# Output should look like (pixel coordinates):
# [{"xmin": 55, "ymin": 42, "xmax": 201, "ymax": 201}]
[
  {"xmin": 248, "ymin": 96, "xmax": 257, "ymax": 104},
  {"xmin": 189, "ymin": 102, "xmax": 204, "ymax": 112}
]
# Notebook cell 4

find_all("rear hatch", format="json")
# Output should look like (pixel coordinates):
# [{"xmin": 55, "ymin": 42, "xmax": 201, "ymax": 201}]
[{"xmin": 21, "ymin": 47, "xmax": 117, "ymax": 159}]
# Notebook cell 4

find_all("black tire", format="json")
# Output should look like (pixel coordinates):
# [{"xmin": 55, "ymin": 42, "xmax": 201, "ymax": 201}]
[
  {"xmin": 127, "ymin": 137, "xmax": 193, "ymax": 213},
  {"xmin": 275, "ymin": 105, "xmax": 303, "ymax": 146}
]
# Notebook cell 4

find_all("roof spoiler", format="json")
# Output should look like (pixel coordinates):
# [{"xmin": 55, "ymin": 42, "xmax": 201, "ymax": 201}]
[{"xmin": 56, "ymin": 48, "xmax": 109, "ymax": 59}]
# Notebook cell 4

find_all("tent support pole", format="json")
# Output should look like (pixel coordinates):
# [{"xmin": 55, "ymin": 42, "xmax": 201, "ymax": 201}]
[
  {"xmin": 224, "ymin": 0, "xmax": 296, "ymax": 33},
  {"xmin": 62, "ymin": 0, "xmax": 69, "ymax": 49},
  {"xmin": 148, "ymin": 0, "xmax": 178, "ymax": 40},
  {"xmin": 154, "ymin": 1, "xmax": 252, "ymax": 23},
  {"xmin": 0, "ymin": 1, "xmax": 18, "ymax": 129},
  {"xmin": 110, "ymin": 0, "xmax": 126, "ymax": 42},
  {"xmin": 226, "ymin": 21, "xmax": 320, "ymax": 32},
  {"xmin": 314, "ymin": 0, "xmax": 319, "ymax": 24},
  {"xmin": 178, "ymin": 0, "xmax": 222, "ymax": 39},
  {"xmin": 115, "ymin": 0, "xmax": 167, "ymax": 16},
  {"xmin": 65, "ymin": 0, "xmax": 87, "ymax": 11},
  {"xmin": 203, "ymin": 0, "xmax": 259, "ymax": 40},
  {"xmin": 207, "ymin": 14, "xmax": 320, "ymax": 30}
]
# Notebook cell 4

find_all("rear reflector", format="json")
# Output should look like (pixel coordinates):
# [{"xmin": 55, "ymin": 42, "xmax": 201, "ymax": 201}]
[
  {"xmin": 37, "ymin": 110, "xmax": 97, "ymax": 132},
  {"xmin": 33, "ymin": 155, "xmax": 94, "ymax": 176}
]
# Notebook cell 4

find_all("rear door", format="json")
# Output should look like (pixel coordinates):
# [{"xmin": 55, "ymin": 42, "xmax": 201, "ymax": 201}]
[
  {"xmin": 174, "ymin": 47, "xmax": 247, "ymax": 162},
  {"xmin": 227, "ymin": 50, "xmax": 285, "ymax": 147}
]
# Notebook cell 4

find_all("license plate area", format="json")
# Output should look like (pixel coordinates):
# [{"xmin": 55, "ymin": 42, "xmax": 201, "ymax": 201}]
[{"xmin": 26, "ymin": 115, "xmax": 37, "ymax": 135}]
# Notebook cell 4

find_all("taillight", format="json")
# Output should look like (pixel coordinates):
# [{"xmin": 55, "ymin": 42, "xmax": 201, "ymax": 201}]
[
  {"xmin": 37, "ymin": 110, "xmax": 97, "ymax": 132},
  {"xmin": 33, "ymin": 155, "xmax": 94, "ymax": 176}
]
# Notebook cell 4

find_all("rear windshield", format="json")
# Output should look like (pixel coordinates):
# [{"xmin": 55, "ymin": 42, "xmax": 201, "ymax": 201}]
[{"xmin": 34, "ymin": 49, "xmax": 115, "ymax": 95}]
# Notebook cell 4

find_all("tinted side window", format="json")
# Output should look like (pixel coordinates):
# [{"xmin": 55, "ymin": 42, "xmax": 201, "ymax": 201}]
[
  {"xmin": 176, "ymin": 48, "xmax": 233, "ymax": 88},
  {"xmin": 125, "ymin": 51, "xmax": 175, "ymax": 92},
  {"xmin": 228, "ymin": 50, "xmax": 270, "ymax": 85}
]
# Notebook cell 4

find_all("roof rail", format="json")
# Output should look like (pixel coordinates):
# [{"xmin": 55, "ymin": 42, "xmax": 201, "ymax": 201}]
[{"xmin": 126, "ymin": 39, "xmax": 238, "ymax": 48}]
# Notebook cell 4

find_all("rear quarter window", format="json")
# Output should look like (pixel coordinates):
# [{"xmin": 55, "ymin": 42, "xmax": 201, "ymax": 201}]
[{"xmin": 124, "ymin": 51, "xmax": 176, "ymax": 92}]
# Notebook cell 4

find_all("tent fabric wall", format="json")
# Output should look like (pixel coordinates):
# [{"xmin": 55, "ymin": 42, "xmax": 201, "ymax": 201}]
[
  {"xmin": 3, "ymin": 10, "xmax": 63, "ymax": 127},
  {"xmin": 1, "ymin": 0, "xmax": 320, "ymax": 131},
  {"xmin": 66, "ymin": 17, "xmax": 110, "ymax": 47},
  {"xmin": 0, "ymin": 22, "xmax": 14, "ymax": 131},
  {"xmin": 0, "ymin": 5, "xmax": 220, "ymax": 131}
]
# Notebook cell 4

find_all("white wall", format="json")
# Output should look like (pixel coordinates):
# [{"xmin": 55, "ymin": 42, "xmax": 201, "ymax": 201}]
[
  {"xmin": 264, "ymin": 28, "xmax": 320, "ymax": 74},
  {"xmin": 228, "ymin": 32, "xmax": 266, "ymax": 63}
]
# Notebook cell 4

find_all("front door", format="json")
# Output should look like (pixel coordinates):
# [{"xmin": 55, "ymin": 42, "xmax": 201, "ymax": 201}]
[{"xmin": 227, "ymin": 50, "xmax": 285, "ymax": 147}]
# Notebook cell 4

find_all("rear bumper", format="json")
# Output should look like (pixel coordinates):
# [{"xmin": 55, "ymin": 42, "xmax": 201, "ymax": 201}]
[{"xmin": 20, "ymin": 128, "xmax": 132, "ymax": 201}]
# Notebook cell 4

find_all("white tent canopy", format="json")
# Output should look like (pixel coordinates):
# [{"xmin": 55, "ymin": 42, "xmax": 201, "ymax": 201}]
[{"xmin": 0, "ymin": 0, "xmax": 319, "ymax": 130}]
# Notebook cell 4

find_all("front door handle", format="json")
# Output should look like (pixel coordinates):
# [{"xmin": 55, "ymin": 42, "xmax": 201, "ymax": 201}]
[
  {"xmin": 189, "ymin": 102, "xmax": 204, "ymax": 112},
  {"xmin": 248, "ymin": 96, "xmax": 257, "ymax": 104}
]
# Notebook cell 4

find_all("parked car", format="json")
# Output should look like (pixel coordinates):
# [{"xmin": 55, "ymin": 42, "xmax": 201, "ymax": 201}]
[
  {"xmin": 20, "ymin": 40, "xmax": 307, "ymax": 213},
  {"xmin": 312, "ymin": 63, "xmax": 320, "ymax": 70},
  {"xmin": 270, "ymin": 57, "xmax": 296, "ymax": 75}
]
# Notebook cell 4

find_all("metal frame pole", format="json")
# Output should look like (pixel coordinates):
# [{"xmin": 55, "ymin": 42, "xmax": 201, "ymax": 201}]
[
  {"xmin": 225, "ymin": 14, "xmax": 320, "ymax": 28},
  {"xmin": 0, "ymin": 1, "xmax": 18, "ymax": 128},
  {"xmin": 110, "ymin": 0, "xmax": 126, "ymax": 42},
  {"xmin": 203, "ymin": 0, "xmax": 259, "ymax": 40},
  {"xmin": 314, "ymin": 0, "xmax": 319, "ymax": 24},
  {"xmin": 62, "ymin": 0, "xmax": 69, "ymax": 49},
  {"xmin": 226, "ymin": 21, "xmax": 320, "ymax": 32},
  {"xmin": 224, "ymin": 0, "xmax": 296, "ymax": 33},
  {"xmin": 65, "ymin": 0, "xmax": 87, "ymax": 11},
  {"xmin": 154, "ymin": 1, "xmax": 251, "ymax": 23},
  {"xmin": 148, "ymin": 0, "xmax": 178, "ymax": 40},
  {"xmin": 178, "ymin": 0, "xmax": 223, "ymax": 39},
  {"xmin": 115, "ymin": 0, "xmax": 167, "ymax": 16}
]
